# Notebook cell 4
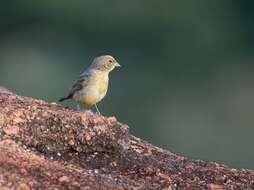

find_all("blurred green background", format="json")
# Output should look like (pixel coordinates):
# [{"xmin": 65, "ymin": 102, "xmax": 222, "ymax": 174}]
[{"xmin": 1, "ymin": 1, "xmax": 254, "ymax": 169}]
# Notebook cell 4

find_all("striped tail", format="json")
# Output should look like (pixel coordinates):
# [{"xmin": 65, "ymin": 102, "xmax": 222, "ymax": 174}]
[{"xmin": 58, "ymin": 94, "xmax": 72, "ymax": 102}]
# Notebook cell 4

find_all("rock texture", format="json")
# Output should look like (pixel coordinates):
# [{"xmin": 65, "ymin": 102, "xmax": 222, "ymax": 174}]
[{"xmin": 0, "ymin": 87, "xmax": 253, "ymax": 190}]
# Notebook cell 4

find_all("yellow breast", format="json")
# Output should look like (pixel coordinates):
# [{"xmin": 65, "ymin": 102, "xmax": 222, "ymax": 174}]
[
  {"xmin": 80, "ymin": 96, "xmax": 99, "ymax": 106},
  {"xmin": 78, "ymin": 71, "xmax": 109, "ymax": 106}
]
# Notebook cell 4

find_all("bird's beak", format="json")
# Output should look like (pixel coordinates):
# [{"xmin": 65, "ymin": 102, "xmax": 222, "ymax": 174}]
[{"xmin": 114, "ymin": 62, "xmax": 121, "ymax": 67}]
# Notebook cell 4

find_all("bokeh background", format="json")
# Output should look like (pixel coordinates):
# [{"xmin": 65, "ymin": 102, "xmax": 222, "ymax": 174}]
[{"xmin": 1, "ymin": 1, "xmax": 254, "ymax": 169}]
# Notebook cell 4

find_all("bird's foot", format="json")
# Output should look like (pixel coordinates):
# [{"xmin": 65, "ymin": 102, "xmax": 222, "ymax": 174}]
[{"xmin": 94, "ymin": 104, "xmax": 101, "ymax": 116}]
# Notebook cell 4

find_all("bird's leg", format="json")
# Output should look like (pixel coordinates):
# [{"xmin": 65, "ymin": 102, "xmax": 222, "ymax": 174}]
[
  {"xmin": 94, "ymin": 104, "xmax": 101, "ymax": 115},
  {"xmin": 76, "ymin": 104, "xmax": 80, "ymax": 111}
]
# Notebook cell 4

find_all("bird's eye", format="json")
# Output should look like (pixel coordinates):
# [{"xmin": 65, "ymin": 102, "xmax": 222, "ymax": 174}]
[{"xmin": 109, "ymin": 60, "xmax": 113, "ymax": 63}]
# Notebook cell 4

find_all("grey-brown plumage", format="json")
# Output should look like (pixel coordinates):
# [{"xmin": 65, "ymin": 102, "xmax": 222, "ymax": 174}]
[
  {"xmin": 59, "ymin": 55, "xmax": 120, "ymax": 114},
  {"xmin": 58, "ymin": 75, "xmax": 86, "ymax": 102}
]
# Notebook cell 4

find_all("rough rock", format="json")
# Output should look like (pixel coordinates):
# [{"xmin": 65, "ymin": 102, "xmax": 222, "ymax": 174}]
[{"xmin": 0, "ymin": 87, "xmax": 253, "ymax": 190}]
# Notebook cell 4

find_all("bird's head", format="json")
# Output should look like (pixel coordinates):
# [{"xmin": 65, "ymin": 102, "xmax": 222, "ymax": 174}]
[{"xmin": 90, "ymin": 55, "xmax": 121, "ymax": 72}]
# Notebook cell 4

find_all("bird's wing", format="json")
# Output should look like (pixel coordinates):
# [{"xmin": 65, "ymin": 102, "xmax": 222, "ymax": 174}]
[{"xmin": 68, "ymin": 71, "xmax": 90, "ymax": 97}]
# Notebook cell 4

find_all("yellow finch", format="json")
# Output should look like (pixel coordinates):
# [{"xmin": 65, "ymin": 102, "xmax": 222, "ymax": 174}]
[{"xmin": 59, "ymin": 55, "xmax": 120, "ymax": 114}]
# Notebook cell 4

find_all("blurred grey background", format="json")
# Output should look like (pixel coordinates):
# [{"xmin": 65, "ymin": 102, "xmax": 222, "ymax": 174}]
[{"xmin": 1, "ymin": 1, "xmax": 254, "ymax": 168}]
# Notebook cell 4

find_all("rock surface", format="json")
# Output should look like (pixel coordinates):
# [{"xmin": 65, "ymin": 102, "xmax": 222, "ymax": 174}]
[{"xmin": 0, "ymin": 87, "xmax": 253, "ymax": 190}]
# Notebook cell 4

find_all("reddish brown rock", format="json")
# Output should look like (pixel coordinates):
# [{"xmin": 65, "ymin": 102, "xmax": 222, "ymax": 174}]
[{"xmin": 0, "ymin": 86, "xmax": 253, "ymax": 190}]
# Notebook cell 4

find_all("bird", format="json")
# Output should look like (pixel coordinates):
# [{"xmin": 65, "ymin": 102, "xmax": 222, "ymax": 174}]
[{"xmin": 59, "ymin": 55, "xmax": 121, "ymax": 115}]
